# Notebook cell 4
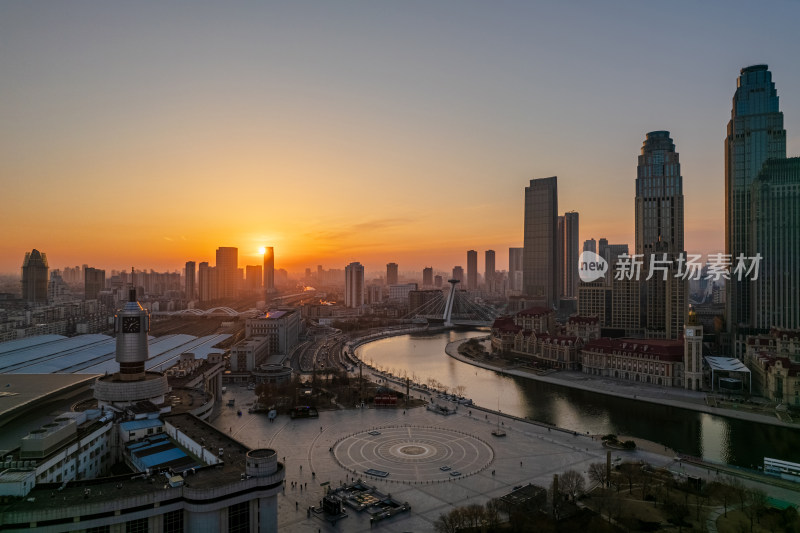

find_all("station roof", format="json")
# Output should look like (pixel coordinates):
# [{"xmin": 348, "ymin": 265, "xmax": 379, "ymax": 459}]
[{"xmin": 705, "ymin": 356, "xmax": 751, "ymax": 373}]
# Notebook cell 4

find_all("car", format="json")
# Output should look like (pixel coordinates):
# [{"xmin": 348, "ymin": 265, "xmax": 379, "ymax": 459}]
[
  {"xmin": 439, "ymin": 466, "xmax": 451, "ymax": 471},
  {"xmin": 449, "ymin": 471, "xmax": 461, "ymax": 477}
]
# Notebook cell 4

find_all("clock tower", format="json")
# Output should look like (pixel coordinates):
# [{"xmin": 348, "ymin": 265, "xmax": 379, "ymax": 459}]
[
  {"xmin": 115, "ymin": 286, "xmax": 150, "ymax": 381},
  {"xmin": 683, "ymin": 312, "xmax": 704, "ymax": 391}
]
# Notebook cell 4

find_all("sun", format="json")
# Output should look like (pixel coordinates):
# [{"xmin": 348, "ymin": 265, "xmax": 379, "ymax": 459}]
[{"xmin": 258, "ymin": 247, "xmax": 266, "ymax": 255}]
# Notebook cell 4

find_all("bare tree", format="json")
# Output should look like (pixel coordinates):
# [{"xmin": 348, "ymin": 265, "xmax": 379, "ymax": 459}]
[
  {"xmin": 559, "ymin": 470, "xmax": 586, "ymax": 501},
  {"xmin": 454, "ymin": 384, "xmax": 466, "ymax": 397},
  {"xmin": 588, "ymin": 462, "xmax": 609, "ymax": 488},
  {"xmin": 618, "ymin": 462, "xmax": 640, "ymax": 494}
]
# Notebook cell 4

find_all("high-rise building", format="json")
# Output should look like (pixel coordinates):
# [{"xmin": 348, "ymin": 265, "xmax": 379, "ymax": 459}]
[
  {"xmin": 562, "ymin": 212, "xmax": 579, "ymax": 298},
  {"xmin": 263, "ymin": 247, "xmax": 275, "ymax": 293},
  {"xmin": 84, "ymin": 267, "xmax": 105, "ymax": 300},
  {"xmin": 245, "ymin": 265, "xmax": 263, "ymax": 290},
  {"xmin": 452, "ymin": 266, "xmax": 464, "ymax": 284},
  {"xmin": 184, "ymin": 261, "xmax": 196, "ymax": 300},
  {"xmin": 598, "ymin": 239, "xmax": 629, "ymax": 267},
  {"xmin": 215, "ymin": 247, "xmax": 239, "ymax": 299},
  {"xmin": 484, "ymin": 250, "xmax": 495, "ymax": 292},
  {"xmin": 726, "ymin": 65, "xmax": 786, "ymax": 346},
  {"xmin": 523, "ymin": 177, "xmax": 559, "ymax": 308},
  {"xmin": 198, "ymin": 262, "xmax": 217, "ymax": 302},
  {"xmin": 345, "ymin": 262, "xmax": 364, "ymax": 308},
  {"xmin": 422, "ymin": 267, "xmax": 434, "ymax": 287},
  {"xmin": 434, "ymin": 275, "xmax": 443, "ymax": 288},
  {"xmin": 583, "ymin": 239, "xmax": 596, "ymax": 253},
  {"xmin": 508, "ymin": 247, "xmax": 523, "ymax": 292},
  {"xmin": 21, "ymin": 249, "xmax": 49, "ymax": 304},
  {"xmin": 386, "ymin": 262, "xmax": 399, "ymax": 286},
  {"xmin": 750, "ymin": 158, "xmax": 800, "ymax": 330},
  {"xmin": 466, "ymin": 250, "xmax": 478, "ymax": 290},
  {"xmin": 636, "ymin": 131, "xmax": 687, "ymax": 339}
]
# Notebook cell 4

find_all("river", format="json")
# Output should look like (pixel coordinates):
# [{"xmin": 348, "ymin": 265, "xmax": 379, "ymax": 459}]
[{"xmin": 355, "ymin": 329, "xmax": 800, "ymax": 468}]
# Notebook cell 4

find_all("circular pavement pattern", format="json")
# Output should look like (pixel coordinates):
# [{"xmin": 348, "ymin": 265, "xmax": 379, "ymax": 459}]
[{"xmin": 333, "ymin": 425, "xmax": 494, "ymax": 483}]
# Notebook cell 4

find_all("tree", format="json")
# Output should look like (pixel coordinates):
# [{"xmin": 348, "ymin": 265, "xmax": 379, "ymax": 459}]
[
  {"xmin": 588, "ymin": 462, "xmax": 609, "ymax": 488},
  {"xmin": 433, "ymin": 509, "xmax": 461, "ymax": 533},
  {"xmin": 618, "ymin": 462, "xmax": 640, "ymax": 494},
  {"xmin": 559, "ymin": 470, "xmax": 586, "ymax": 501}
]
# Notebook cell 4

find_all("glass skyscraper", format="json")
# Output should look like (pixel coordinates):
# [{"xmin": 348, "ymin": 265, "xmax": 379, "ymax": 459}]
[{"xmin": 725, "ymin": 65, "xmax": 786, "ymax": 346}]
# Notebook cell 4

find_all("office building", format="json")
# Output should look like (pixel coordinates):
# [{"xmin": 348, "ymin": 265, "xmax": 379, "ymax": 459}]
[
  {"xmin": 389, "ymin": 283, "xmax": 418, "ymax": 301},
  {"xmin": 750, "ymin": 158, "xmax": 800, "ymax": 330},
  {"xmin": 508, "ymin": 247, "xmax": 523, "ymax": 292},
  {"xmin": 422, "ymin": 267, "xmax": 434, "ymax": 287},
  {"xmin": 562, "ymin": 212, "xmax": 579, "ymax": 298},
  {"xmin": 215, "ymin": 247, "xmax": 239, "ymax": 299},
  {"xmin": 466, "ymin": 250, "xmax": 478, "ymax": 290},
  {"xmin": 185, "ymin": 261, "xmax": 196, "ymax": 300},
  {"xmin": 523, "ymin": 177, "xmax": 559, "ymax": 308},
  {"xmin": 84, "ymin": 267, "xmax": 105, "ymax": 300},
  {"xmin": 245, "ymin": 308, "xmax": 301, "ymax": 357},
  {"xmin": 198, "ymin": 262, "xmax": 217, "ymax": 302},
  {"xmin": 263, "ymin": 246, "xmax": 275, "ymax": 294},
  {"xmin": 452, "ymin": 266, "xmax": 464, "ymax": 284},
  {"xmin": 21, "ymin": 249, "xmax": 49, "ymax": 304},
  {"xmin": 434, "ymin": 275, "xmax": 443, "ymax": 288},
  {"xmin": 485, "ymin": 250, "xmax": 495, "ymax": 292},
  {"xmin": 598, "ymin": 239, "xmax": 629, "ymax": 267},
  {"xmin": 726, "ymin": 65, "xmax": 786, "ymax": 346},
  {"xmin": 636, "ymin": 131, "xmax": 687, "ymax": 339},
  {"xmin": 386, "ymin": 262, "xmax": 399, "ymax": 286},
  {"xmin": 345, "ymin": 262, "xmax": 364, "ymax": 308},
  {"xmin": 583, "ymin": 239, "xmax": 596, "ymax": 253},
  {"xmin": 246, "ymin": 265, "xmax": 263, "ymax": 290}
]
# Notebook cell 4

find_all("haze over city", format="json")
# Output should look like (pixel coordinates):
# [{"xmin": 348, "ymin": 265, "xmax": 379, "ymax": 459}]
[{"xmin": 2, "ymin": 1, "xmax": 800, "ymax": 274}]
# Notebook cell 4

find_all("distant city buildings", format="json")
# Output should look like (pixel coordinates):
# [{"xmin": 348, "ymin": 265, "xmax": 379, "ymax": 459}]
[
  {"xmin": 21, "ymin": 249, "xmax": 49, "ymax": 304},
  {"xmin": 345, "ymin": 262, "xmax": 365, "ymax": 308},
  {"xmin": 452, "ymin": 266, "xmax": 464, "ymax": 284},
  {"xmin": 523, "ymin": 177, "xmax": 559, "ymax": 309},
  {"xmin": 84, "ymin": 267, "xmax": 105, "ymax": 300},
  {"xmin": 583, "ymin": 239, "xmax": 596, "ymax": 253},
  {"xmin": 263, "ymin": 246, "xmax": 275, "ymax": 294},
  {"xmin": 466, "ymin": 250, "xmax": 478, "ymax": 290},
  {"xmin": 245, "ymin": 264, "xmax": 263, "ymax": 290},
  {"xmin": 184, "ymin": 260, "xmax": 196, "ymax": 300},
  {"xmin": 484, "ymin": 250, "xmax": 495, "ymax": 293},
  {"xmin": 508, "ymin": 247, "xmax": 523, "ymax": 293},
  {"xmin": 386, "ymin": 262, "xmax": 399, "ymax": 286},
  {"xmin": 215, "ymin": 247, "xmax": 239, "ymax": 299},
  {"xmin": 422, "ymin": 267, "xmax": 434, "ymax": 287}
]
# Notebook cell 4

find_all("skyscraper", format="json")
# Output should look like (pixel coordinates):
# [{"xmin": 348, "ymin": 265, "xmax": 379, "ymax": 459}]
[
  {"xmin": 484, "ymin": 250, "xmax": 495, "ymax": 292},
  {"xmin": 422, "ymin": 267, "xmax": 433, "ymax": 287},
  {"xmin": 21, "ymin": 249, "xmax": 49, "ymax": 304},
  {"xmin": 562, "ymin": 212, "xmax": 579, "ymax": 298},
  {"xmin": 263, "ymin": 247, "xmax": 275, "ymax": 294},
  {"xmin": 508, "ymin": 247, "xmax": 523, "ymax": 292},
  {"xmin": 583, "ymin": 239, "xmax": 596, "ymax": 253},
  {"xmin": 636, "ymin": 131, "xmax": 687, "ymax": 339},
  {"xmin": 184, "ymin": 261, "xmax": 196, "ymax": 300},
  {"xmin": 386, "ymin": 262, "xmax": 399, "ymax": 286},
  {"xmin": 84, "ymin": 267, "xmax": 105, "ymax": 300},
  {"xmin": 750, "ymin": 158, "xmax": 800, "ymax": 330},
  {"xmin": 345, "ymin": 262, "xmax": 365, "ymax": 308},
  {"xmin": 198, "ymin": 262, "xmax": 216, "ymax": 302},
  {"xmin": 452, "ymin": 266, "xmax": 464, "ymax": 284},
  {"xmin": 726, "ymin": 65, "xmax": 786, "ymax": 344},
  {"xmin": 215, "ymin": 247, "xmax": 239, "ymax": 299},
  {"xmin": 466, "ymin": 250, "xmax": 478, "ymax": 290},
  {"xmin": 523, "ymin": 177, "xmax": 559, "ymax": 308},
  {"xmin": 245, "ymin": 265, "xmax": 263, "ymax": 290}
]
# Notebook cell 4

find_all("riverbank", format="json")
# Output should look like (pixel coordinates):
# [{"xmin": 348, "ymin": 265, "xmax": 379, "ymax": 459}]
[{"xmin": 445, "ymin": 338, "xmax": 797, "ymax": 429}]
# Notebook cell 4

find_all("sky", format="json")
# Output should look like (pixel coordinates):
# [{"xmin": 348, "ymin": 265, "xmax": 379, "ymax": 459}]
[{"xmin": 2, "ymin": 1, "xmax": 799, "ymax": 276}]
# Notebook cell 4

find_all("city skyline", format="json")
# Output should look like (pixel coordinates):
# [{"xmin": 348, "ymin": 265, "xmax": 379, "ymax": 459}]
[{"xmin": 2, "ymin": 3, "xmax": 800, "ymax": 274}]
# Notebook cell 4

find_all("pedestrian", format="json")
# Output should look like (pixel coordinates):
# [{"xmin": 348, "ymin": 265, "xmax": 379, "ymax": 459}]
[{"xmin": 296, "ymin": 501, "xmax": 298, "ymax": 510}]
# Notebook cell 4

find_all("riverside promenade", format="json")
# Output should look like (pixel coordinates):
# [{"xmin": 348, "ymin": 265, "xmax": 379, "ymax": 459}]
[{"xmin": 445, "ymin": 338, "xmax": 798, "ymax": 429}]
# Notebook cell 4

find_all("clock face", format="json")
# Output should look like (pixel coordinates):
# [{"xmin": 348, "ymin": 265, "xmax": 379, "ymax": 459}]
[{"xmin": 122, "ymin": 316, "xmax": 141, "ymax": 333}]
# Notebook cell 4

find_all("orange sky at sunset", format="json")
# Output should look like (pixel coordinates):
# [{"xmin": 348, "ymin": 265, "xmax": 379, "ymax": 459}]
[{"xmin": 2, "ymin": 2, "xmax": 799, "ymax": 276}]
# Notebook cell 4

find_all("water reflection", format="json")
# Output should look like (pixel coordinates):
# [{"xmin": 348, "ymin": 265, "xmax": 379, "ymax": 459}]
[{"xmin": 356, "ymin": 330, "xmax": 800, "ymax": 467}]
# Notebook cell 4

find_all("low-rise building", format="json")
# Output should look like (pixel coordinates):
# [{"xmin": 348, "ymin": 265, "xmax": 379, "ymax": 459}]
[
  {"xmin": 581, "ymin": 338, "xmax": 684, "ymax": 387},
  {"xmin": 565, "ymin": 315, "xmax": 601, "ymax": 342}
]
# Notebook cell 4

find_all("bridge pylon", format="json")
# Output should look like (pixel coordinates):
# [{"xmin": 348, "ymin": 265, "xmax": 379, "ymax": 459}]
[{"xmin": 443, "ymin": 279, "xmax": 460, "ymax": 326}]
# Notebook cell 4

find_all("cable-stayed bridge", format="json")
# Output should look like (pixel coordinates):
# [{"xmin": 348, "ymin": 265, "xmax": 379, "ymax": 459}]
[{"xmin": 403, "ymin": 279, "xmax": 498, "ymax": 327}]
